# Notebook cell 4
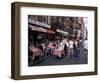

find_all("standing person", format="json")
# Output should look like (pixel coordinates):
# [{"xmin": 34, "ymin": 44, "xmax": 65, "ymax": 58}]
[
  {"xmin": 73, "ymin": 39, "xmax": 78, "ymax": 58},
  {"xmin": 62, "ymin": 38, "xmax": 66, "ymax": 55},
  {"xmin": 60, "ymin": 40, "xmax": 65, "ymax": 49},
  {"xmin": 41, "ymin": 43, "xmax": 46, "ymax": 56},
  {"xmin": 64, "ymin": 43, "xmax": 67, "ymax": 55},
  {"xmin": 66, "ymin": 38, "xmax": 69, "ymax": 55},
  {"xmin": 76, "ymin": 40, "xmax": 80, "ymax": 58},
  {"xmin": 69, "ymin": 38, "xmax": 74, "ymax": 58},
  {"xmin": 83, "ymin": 38, "xmax": 88, "ymax": 51},
  {"xmin": 64, "ymin": 38, "xmax": 69, "ymax": 55},
  {"xmin": 73, "ymin": 39, "xmax": 80, "ymax": 58}
]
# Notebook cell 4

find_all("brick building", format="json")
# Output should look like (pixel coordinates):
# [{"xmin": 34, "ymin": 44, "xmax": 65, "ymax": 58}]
[{"xmin": 28, "ymin": 15, "xmax": 87, "ymax": 40}]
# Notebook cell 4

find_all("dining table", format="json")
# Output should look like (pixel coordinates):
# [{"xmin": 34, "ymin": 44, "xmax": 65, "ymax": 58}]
[
  {"xmin": 53, "ymin": 47, "xmax": 65, "ymax": 58},
  {"xmin": 31, "ymin": 47, "xmax": 42, "ymax": 60}
]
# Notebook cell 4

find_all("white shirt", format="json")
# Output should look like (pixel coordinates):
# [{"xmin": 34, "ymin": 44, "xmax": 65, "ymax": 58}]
[
  {"xmin": 83, "ymin": 40, "xmax": 88, "ymax": 50},
  {"xmin": 69, "ymin": 40, "xmax": 74, "ymax": 48},
  {"xmin": 75, "ymin": 41, "xmax": 78, "ymax": 47},
  {"xmin": 66, "ymin": 42, "xmax": 69, "ymax": 48},
  {"xmin": 60, "ymin": 42, "xmax": 64, "ymax": 49}
]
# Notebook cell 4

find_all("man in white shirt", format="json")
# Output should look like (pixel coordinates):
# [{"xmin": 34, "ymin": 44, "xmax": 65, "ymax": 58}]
[{"xmin": 69, "ymin": 39, "xmax": 74, "ymax": 57}]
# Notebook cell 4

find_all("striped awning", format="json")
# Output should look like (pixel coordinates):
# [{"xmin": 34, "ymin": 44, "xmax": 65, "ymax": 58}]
[
  {"xmin": 29, "ymin": 25, "xmax": 46, "ymax": 33},
  {"xmin": 57, "ymin": 29, "xmax": 68, "ymax": 35},
  {"xmin": 29, "ymin": 24, "xmax": 55, "ymax": 34},
  {"xmin": 45, "ymin": 29, "xmax": 55, "ymax": 34}
]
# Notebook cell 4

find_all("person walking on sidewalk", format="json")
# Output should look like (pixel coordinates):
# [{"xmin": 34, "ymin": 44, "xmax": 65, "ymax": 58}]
[{"xmin": 69, "ymin": 38, "xmax": 74, "ymax": 58}]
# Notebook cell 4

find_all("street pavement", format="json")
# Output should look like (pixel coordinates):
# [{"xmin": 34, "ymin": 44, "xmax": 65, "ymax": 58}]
[{"xmin": 28, "ymin": 46, "xmax": 88, "ymax": 66}]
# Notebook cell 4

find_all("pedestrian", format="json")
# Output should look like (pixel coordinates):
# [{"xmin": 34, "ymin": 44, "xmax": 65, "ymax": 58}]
[
  {"xmin": 64, "ymin": 43, "xmax": 67, "ymax": 55},
  {"xmin": 73, "ymin": 39, "xmax": 80, "ymax": 58},
  {"xmin": 64, "ymin": 38, "xmax": 69, "ymax": 55},
  {"xmin": 69, "ymin": 38, "xmax": 74, "ymax": 58},
  {"xmin": 60, "ymin": 40, "xmax": 65, "ymax": 49},
  {"xmin": 73, "ymin": 39, "xmax": 77, "ymax": 58},
  {"xmin": 83, "ymin": 38, "xmax": 88, "ymax": 51}
]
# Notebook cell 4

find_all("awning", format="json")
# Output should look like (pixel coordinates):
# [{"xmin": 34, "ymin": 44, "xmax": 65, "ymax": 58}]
[
  {"xmin": 57, "ymin": 29, "xmax": 68, "ymax": 35},
  {"xmin": 45, "ymin": 29, "xmax": 56, "ymax": 34},
  {"xmin": 28, "ymin": 18, "xmax": 51, "ymax": 28},
  {"xmin": 29, "ymin": 25, "xmax": 47, "ymax": 33},
  {"xmin": 29, "ymin": 24, "xmax": 55, "ymax": 34}
]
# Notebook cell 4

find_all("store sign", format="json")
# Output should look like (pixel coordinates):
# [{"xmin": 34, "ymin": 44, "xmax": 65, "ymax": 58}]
[{"xmin": 28, "ymin": 18, "xmax": 51, "ymax": 28}]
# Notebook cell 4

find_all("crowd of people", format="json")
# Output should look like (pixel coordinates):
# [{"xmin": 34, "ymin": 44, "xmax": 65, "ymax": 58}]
[{"xmin": 28, "ymin": 36, "xmax": 87, "ymax": 62}]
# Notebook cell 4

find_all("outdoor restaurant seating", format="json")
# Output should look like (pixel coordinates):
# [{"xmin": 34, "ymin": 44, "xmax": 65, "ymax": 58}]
[
  {"xmin": 30, "ymin": 46, "xmax": 43, "ymax": 60},
  {"xmin": 53, "ymin": 47, "xmax": 65, "ymax": 58}
]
